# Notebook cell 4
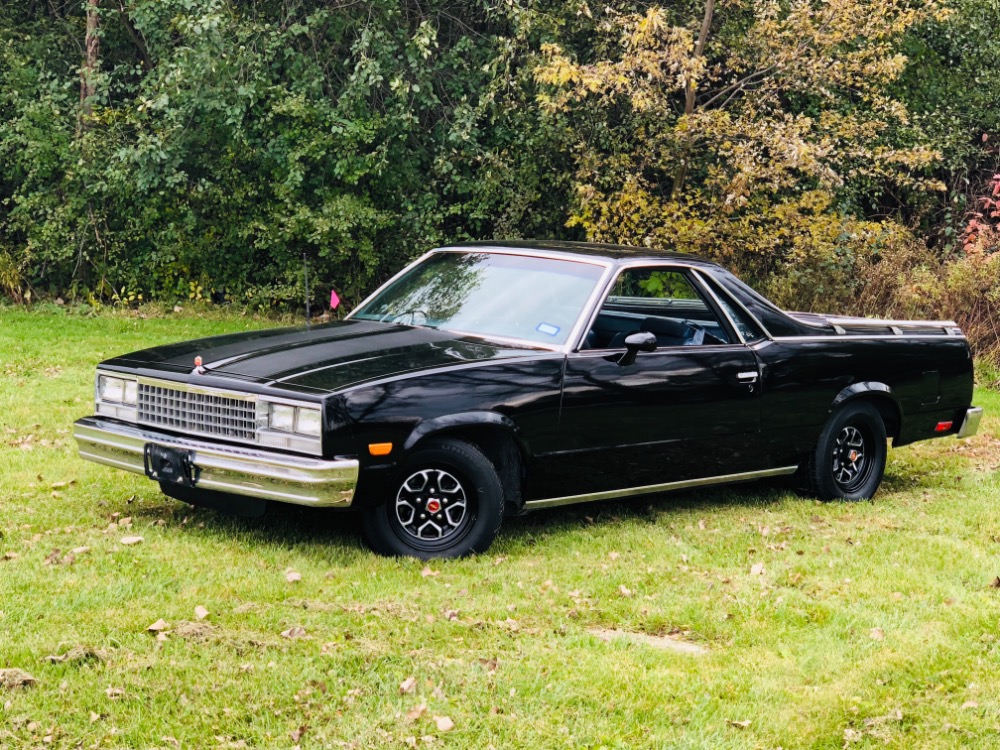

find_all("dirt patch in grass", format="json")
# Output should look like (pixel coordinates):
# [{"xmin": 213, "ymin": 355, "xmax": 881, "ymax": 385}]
[{"xmin": 588, "ymin": 628, "xmax": 708, "ymax": 655}]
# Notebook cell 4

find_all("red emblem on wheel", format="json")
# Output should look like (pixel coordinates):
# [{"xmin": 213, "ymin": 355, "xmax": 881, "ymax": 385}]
[{"xmin": 426, "ymin": 499, "xmax": 441, "ymax": 513}]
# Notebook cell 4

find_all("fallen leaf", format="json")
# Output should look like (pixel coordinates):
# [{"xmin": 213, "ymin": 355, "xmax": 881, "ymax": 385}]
[
  {"xmin": 399, "ymin": 676, "xmax": 417, "ymax": 694},
  {"xmin": 147, "ymin": 619, "xmax": 169, "ymax": 633},
  {"xmin": 750, "ymin": 563, "xmax": 765, "ymax": 576},
  {"xmin": 118, "ymin": 516, "xmax": 132, "ymax": 527},
  {"xmin": 70, "ymin": 546, "xmax": 91, "ymax": 556},
  {"xmin": 89, "ymin": 711, "xmax": 100, "ymax": 723},
  {"xmin": 0, "ymin": 669, "xmax": 36, "ymax": 690},
  {"xmin": 405, "ymin": 703, "xmax": 427, "ymax": 722},
  {"xmin": 870, "ymin": 627, "xmax": 885, "ymax": 641},
  {"xmin": 120, "ymin": 536, "xmax": 143, "ymax": 546},
  {"xmin": 962, "ymin": 700, "xmax": 979, "ymax": 709},
  {"xmin": 194, "ymin": 605, "xmax": 209, "ymax": 621},
  {"xmin": 281, "ymin": 626, "xmax": 306, "ymax": 639},
  {"xmin": 433, "ymin": 716, "xmax": 455, "ymax": 732},
  {"xmin": 727, "ymin": 719, "xmax": 751, "ymax": 729},
  {"xmin": 2, "ymin": 552, "xmax": 18, "ymax": 561},
  {"xmin": 421, "ymin": 566, "xmax": 439, "ymax": 578},
  {"xmin": 608, "ymin": 551, "xmax": 620, "ymax": 560},
  {"xmin": 618, "ymin": 584, "xmax": 633, "ymax": 597},
  {"xmin": 285, "ymin": 571, "xmax": 301, "ymax": 584},
  {"xmin": 990, "ymin": 577, "xmax": 1000, "ymax": 589},
  {"xmin": 104, "ymin": 686, "xmax": 125, "ymax": 699},
  {"xmin": 290, "ymin": 726, "xmax": 307, "ymax": 742}
]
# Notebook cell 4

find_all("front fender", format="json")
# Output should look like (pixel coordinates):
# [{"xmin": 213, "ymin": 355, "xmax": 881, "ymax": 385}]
[{"xmin": 402, "ymin": 411, "xmax": 525, "ymax": 452}]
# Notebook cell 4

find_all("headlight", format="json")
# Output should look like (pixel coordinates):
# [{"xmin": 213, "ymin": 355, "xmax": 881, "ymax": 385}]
[
  {"xmin": 269, "ymin": 404, "xmax": 296, "ymax": 432},
  {"xmin": 98, "ymin": 374, "xmax": 137, "ymax": 405},
  {"xmin": 267, "ymin": 403, "xmax": 321, "ymax": 437},
  {"xmin": 295, "ymin": 408, "xmax": 322, "ymax": 437}
]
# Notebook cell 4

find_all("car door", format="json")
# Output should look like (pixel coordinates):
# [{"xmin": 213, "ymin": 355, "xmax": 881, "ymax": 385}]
[{"xmin": 534, "ymin": 265, "xmax": 764, "ymax": 499}]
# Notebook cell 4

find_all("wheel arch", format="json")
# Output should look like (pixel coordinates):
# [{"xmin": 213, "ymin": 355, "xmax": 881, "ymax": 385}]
[
  {"xmin": 829, "ymin": 382, "xmax": 902, "ymax": 440},
  {"xmin": 403, "ymin": 412, "xmax": 528, "ymax": 513}
]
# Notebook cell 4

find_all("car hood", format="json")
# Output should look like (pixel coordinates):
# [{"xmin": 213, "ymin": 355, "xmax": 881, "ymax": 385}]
[{"xmin": 102, "ymin": 320, "xmax": 550, "ymax": 394}]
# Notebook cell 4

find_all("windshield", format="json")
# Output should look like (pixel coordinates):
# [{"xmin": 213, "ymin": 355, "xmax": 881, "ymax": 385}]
[{"xmin": 351, "ymin": 251, "xmax": 607, "ymax": 346}]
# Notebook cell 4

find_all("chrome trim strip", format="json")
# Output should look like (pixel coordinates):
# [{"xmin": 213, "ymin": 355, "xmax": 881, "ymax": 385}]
[
  {"xmin": 787, "ymin": 313, "xmax": 960, "ymax": 329},
  {"xmin": 524, "ymin": 466, "xmax": 798, "ymax": 510},
  {"xmin": 434, "ymin": 245, "xmax": 614, "ymax": 268},
  {"xmin": 771, "ymin": 334, "xmax": 968, "ymax": 343},
  {"xmin": 73, "ymin": 417, "xmax": 357, "ymax": 508},
  {"xmin": 957, "ymin": 407, "xmax": 984, "ymax": 439},
  {"xmin": 137, "ymin": 375, "xmax": 261, "ymax": 403}
]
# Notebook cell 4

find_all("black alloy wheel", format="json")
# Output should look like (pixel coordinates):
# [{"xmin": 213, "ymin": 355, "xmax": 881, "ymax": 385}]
[
  {"xmin": 801, "ymin": 401, "xmax": 887, "ymax": 501},
  {"xmin": 360, "ymin": 437, "xmax": 505, "ymax": 558}
]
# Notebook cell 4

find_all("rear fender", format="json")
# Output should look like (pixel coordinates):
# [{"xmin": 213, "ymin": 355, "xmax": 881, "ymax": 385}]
[{"xmin": 830, "ymin": 382, "xmax": 903, "ymax": 441}]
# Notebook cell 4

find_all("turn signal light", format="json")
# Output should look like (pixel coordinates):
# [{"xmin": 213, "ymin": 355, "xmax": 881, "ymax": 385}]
[
  {"xmin": 369, "ymin": 442, "xmax": 393, "ymax": 456},
  {"xmin": 935, "ymin": 421, "xmax": 953, "ymax": 433}
]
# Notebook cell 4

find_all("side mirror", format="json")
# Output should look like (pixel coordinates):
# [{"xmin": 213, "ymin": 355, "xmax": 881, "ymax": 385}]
[{"xmin": 617, "ymin": 331, "xmax": 657, "ymax": 366}]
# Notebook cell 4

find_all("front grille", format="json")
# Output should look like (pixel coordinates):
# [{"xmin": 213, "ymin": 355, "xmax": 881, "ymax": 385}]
[{"xmin": 138, "ymin": 383, "xmax": 257, "ymax": 442}]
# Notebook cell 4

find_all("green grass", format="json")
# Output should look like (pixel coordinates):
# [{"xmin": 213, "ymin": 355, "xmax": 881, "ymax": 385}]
[{"xmin": 2, "ymin": 305, "xmax": 999, "ymax": 749}]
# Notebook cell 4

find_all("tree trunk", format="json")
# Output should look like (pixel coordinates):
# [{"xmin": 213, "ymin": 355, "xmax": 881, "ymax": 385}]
[
  {"xmin": 672, "ymin": 0, "xmax": 715, "ymax": 201},
  {"xmin": 79, "ymin": 0, "xmax": 100, "ymax": 128}
]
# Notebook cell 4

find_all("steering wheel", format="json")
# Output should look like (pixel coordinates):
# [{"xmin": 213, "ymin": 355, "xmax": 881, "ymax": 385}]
[{"xmin": 388, "ymin": 309, "xmax": 429, "ymax": 326}]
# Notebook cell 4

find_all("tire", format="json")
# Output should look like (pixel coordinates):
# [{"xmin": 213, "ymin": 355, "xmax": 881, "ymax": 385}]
[
  {"xmin": 801, "ymin": 402, "xmax": 887, "ymax": 501},
  {"xmin": 360, "ymin": 438, "xmax": 505, "ymax": 558}
]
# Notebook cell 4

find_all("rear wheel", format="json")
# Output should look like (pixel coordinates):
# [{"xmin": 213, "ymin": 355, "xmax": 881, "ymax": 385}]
[
  {"xmin": 802, "ymin": 402, "xmax": 887, "ymax": 501},
  {"xmin": 360, "ymin": 438, "xmax": 504, "ymax": 558}
]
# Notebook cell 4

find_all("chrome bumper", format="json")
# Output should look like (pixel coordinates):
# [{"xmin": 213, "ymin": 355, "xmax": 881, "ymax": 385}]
[
  {"xmin": 957, "ymin": 407, "xmax": 984, "ymax": 439},
  {"xmin": 73, "ymin": 417, "xmax": 357, "ymax": 507}
]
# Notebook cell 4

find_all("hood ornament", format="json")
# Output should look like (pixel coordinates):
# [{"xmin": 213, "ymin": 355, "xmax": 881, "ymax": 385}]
[{"xmin": 193, "ymin": 355, "xmax": 205, "ymax": 374}]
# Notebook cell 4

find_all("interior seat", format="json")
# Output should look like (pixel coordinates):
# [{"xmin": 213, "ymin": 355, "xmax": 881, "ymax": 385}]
[{"xmin": 640, "ymin": 317, "xmax": 692, "ymax": 347}]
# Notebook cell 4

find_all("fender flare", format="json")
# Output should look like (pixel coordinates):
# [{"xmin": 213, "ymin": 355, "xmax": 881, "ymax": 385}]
[
  {"xmin": 829, "ymin": 382, "xmax": 903, "ymax": 435},
  {"xmin": 402, "ymin": 411, "xmax": 527, "ymax": 454}
]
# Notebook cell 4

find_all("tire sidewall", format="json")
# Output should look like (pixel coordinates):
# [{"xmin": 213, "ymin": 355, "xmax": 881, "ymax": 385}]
[
  {"xmin": 814, "ymin": 402, "xmax": 887, "ymax": 501},
  {"xmin": 361, "ymin": 439, "xmax": 504, "ymax": 559}
]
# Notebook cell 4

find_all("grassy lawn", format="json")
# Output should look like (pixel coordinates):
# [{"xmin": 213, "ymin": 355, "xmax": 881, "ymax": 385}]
[{"xmin": 1, "ymin": 305, "xmax": 999, "ymax": 749}]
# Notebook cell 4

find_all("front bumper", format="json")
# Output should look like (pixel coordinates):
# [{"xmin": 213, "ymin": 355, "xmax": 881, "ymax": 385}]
[
  {"xmin": 73, "ymin": 416, "xmax": 358, "ymax": 507},
  {"xmin": 957, "ymin": 407, "xmax": 984, "ymax": 439}
]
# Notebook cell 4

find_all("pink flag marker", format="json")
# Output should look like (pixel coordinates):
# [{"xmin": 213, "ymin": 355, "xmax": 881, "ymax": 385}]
[{"xmin": 330, "ymin": 289, "xmax": 341, "ymax": 309}]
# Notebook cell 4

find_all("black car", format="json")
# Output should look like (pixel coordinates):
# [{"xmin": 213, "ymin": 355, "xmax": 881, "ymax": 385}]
[{"xmin": 74, "ymin": 241, "xmax": 983, "ymax": 557}]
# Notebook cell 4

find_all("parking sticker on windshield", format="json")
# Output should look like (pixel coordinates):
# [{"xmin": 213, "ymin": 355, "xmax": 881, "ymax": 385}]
[{"xmin": 536, "ymin": 323, "xmax": 560, "ymax": 337}]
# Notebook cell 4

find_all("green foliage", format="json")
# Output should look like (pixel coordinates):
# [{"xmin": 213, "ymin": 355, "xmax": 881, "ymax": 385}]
[
  {"xmin": 0, "ymin": 0, "xmax": 999, "ymax": 330},
  {"xmin": 0, "ymin": 1, "xmax": 576, "ymax": 309}
]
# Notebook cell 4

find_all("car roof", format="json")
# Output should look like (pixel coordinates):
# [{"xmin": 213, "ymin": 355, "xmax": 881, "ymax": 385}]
[{"xmin": 443, "ymin": 240, "xmax": 717, "ymax": 267}]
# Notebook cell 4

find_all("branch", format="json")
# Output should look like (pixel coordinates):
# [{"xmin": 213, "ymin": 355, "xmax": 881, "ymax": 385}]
[{"xmin": 118, "ymin": 1, "xmax": 153, "ymax": 70}]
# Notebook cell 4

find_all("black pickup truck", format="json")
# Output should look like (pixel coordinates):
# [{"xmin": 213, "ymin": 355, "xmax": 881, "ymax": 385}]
[{"xmin": 74, "ymin": 241, "xmax": 983, "ymax": 557}]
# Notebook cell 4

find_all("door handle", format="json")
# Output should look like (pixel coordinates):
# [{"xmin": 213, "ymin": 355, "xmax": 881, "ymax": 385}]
[{"xmin": 736, "ymin": 371, "xmax": 758, "ymax": 383}]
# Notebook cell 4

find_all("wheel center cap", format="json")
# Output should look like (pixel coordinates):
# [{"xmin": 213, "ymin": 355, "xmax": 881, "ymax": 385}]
[
  {"xmin": 849, "ymin": 450, "xmax": 859, "ymax": 462},
  {"xmin": 426, "ymin": 499, "xmax": 441, "ymax": 513}
]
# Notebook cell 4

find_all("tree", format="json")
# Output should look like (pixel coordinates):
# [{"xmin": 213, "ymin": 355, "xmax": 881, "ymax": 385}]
[{"xmin": 535, "ymin": 0, "xmax": 951, "ymax": 306}]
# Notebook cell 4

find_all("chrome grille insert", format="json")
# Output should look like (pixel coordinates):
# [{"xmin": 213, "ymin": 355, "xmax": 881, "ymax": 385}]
[{"xmin": 138, "ymin": 382, "xmax": 257, "ymax": 442}]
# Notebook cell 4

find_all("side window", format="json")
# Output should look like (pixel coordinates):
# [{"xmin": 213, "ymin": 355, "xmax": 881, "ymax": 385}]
[
  {"xmin": 700, "ymin": 275, "xmax": 767, "ymax": 343},
  {"xmin": 583, "ymin": 267, "xmax": 732, "ymax": 349}
]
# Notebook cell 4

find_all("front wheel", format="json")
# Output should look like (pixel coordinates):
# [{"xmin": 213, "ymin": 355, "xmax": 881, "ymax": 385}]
[
  {"xmin": 801, "ymin": 402, "xmax": 887, "ymax": 501},
  {"xmin": 360, "ymin": 438, "xmax": 505, "ymax": 558}
]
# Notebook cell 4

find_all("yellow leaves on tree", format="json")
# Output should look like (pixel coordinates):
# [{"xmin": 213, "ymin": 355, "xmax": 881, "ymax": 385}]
[{"xmin": 534, "ymin": 0, "xmax": 949, "ymax": 297}]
